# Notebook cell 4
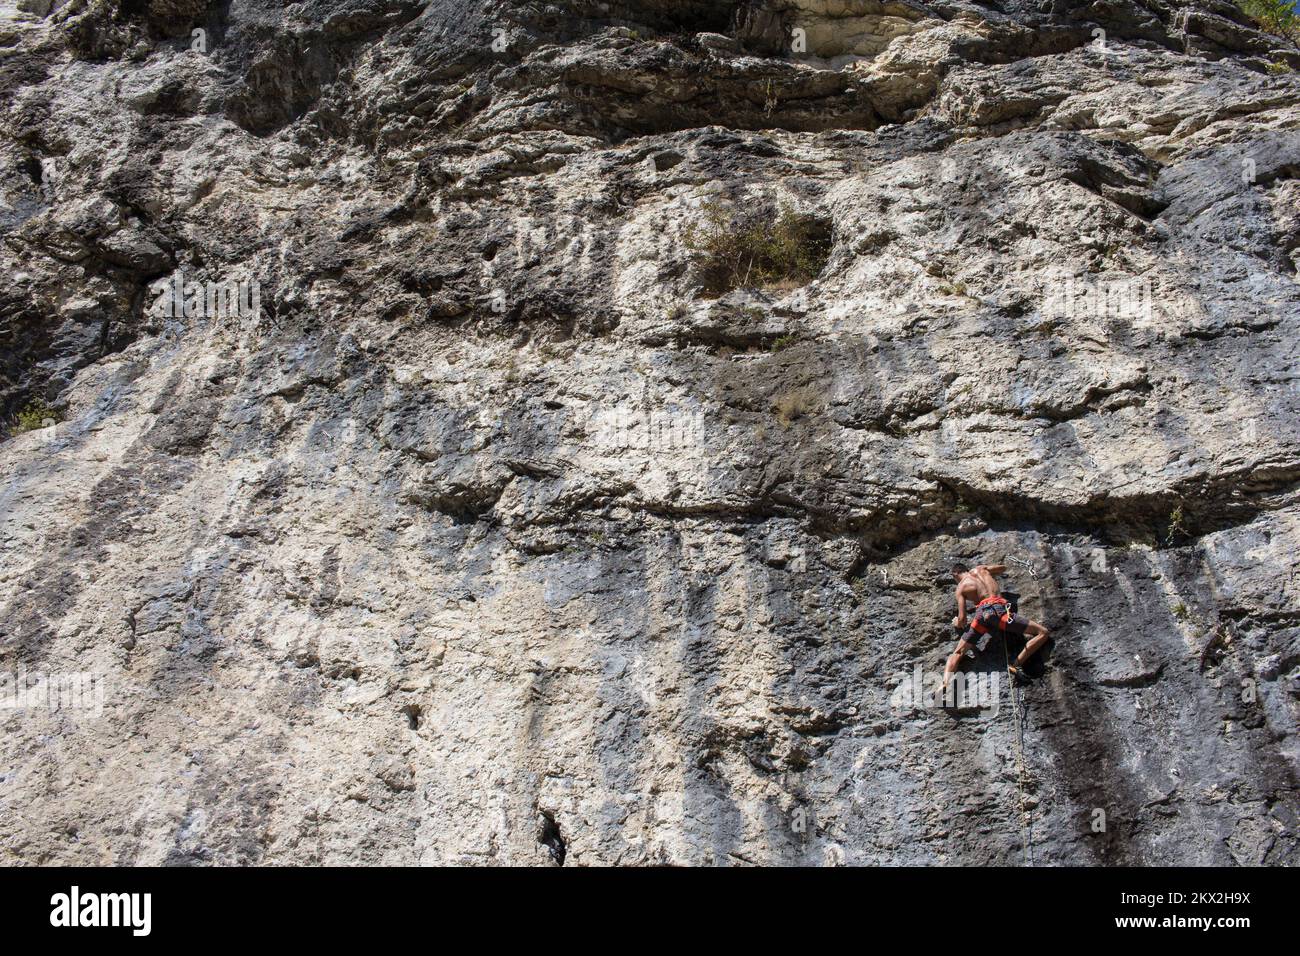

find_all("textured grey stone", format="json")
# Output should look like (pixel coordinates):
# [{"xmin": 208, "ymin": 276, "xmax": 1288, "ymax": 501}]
[{"xmin": 0, "ymin": 0, "xmax": 1297, "ymax": 866}]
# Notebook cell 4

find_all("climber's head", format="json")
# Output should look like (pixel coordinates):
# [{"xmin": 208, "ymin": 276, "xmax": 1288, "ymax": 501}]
[{"xmin": 952, "ymin": 562, "xmax": 970, "ymax": 581}]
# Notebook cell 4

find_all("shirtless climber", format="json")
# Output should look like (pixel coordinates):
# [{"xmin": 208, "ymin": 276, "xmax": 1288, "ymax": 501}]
[{"xmin": 944, "ymin": 562, "xmax": 1050, "ymax": 686}]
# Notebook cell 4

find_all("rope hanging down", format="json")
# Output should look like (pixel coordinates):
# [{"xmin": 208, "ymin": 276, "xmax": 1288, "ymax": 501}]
[
  {"xmin": 1003, "ymin": 636, "xmax": 1034, "ymax": 867},
  {"xmin": 1003, "ymin": 551, "xmax": 1042, "ymax": 864}
]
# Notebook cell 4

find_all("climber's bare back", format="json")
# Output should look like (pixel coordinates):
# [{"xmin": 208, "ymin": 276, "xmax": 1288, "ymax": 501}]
[{"xmin": 956, "ymin": 565, "xmax": 1002, "ymax": 603}]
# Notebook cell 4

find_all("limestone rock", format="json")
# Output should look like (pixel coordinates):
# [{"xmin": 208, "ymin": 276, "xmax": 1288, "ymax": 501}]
[{"xmin": 0, "ymin": 0, "xmax": 1297, "ymax": 865}]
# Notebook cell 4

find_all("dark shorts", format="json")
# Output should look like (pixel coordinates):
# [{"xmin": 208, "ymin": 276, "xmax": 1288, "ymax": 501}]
[{"xmin": 959, "ymin": 600, "xmax": 1029, "ymax": 651}]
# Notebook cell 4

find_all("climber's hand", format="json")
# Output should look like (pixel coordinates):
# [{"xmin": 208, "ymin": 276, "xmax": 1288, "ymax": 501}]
[{"xmin": 953, "ymin": 615, "xmax": 967, "ymax": 630}]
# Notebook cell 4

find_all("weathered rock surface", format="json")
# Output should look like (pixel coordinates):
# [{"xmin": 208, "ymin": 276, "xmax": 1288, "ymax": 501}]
[{"xmin": 0, "ymin": 0, "xmax": 1297, "ymax": 865}]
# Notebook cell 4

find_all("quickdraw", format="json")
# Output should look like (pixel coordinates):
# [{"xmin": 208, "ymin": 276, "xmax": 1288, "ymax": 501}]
[{"xmin": 1007, "ymin": 555, "xmax": 1041, "ymax": 580}]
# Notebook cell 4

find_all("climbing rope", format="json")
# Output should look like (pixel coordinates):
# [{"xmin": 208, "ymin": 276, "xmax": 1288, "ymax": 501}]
[
  {"xmin": 1002, "ymin": 553, "xmax": 1039, "ymax": 864},
  {"xmin": 1003, "ymin": 636, "xmax": 1035, "ymax": 867}
]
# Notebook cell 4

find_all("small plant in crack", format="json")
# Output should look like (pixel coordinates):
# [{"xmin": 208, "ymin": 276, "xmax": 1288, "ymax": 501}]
[
  {"xmin": 10, "ymin": 399, "xmax": 60, "ymax": 436},
  {"xmin": 773, "ymin": 387, "xmax": 817, "ymax": 427},
  {"xmin": 1165, "ymin": 502, "xmax": 1188, "ymax": 546},
  {"xmin": 685, "ymin": 199, "xmax": 831, "ymax": 297}
]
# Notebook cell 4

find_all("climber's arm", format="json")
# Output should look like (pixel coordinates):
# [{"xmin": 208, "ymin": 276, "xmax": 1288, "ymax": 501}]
[{"xmin": 953, "ymin": 590, "xmax": 968, "ymax": 630}]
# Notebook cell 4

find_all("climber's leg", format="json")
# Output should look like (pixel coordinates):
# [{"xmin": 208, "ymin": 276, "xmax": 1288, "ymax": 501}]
[
  {"xmin": 994, "ymin": 610, "xmax": 1039, "ymax": 681},
  {"xmin": 944, "ymin": 636, "xmax": 976, "ymax": 687},
  {"xmin": 1014, "ymin": 620, "xmax": 1050, "ymax": 667}
]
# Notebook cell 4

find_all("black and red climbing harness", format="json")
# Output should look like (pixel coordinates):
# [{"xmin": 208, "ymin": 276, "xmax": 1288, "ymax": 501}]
[{"xmin": 970, "ymin": 594, "xmax": 1015, "ymax": 634}]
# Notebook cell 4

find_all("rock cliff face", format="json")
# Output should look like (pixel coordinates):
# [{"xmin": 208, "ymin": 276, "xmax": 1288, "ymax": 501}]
[{"xmin": 1, "ymin": 0, "xmax": 1298, "ymax": 865}]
